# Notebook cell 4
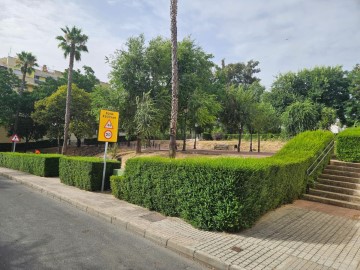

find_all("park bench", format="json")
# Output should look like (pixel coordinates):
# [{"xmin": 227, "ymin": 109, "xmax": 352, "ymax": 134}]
[{"xmin": 214, "ymin": 144, "xmax": 229, "ymax": 150}]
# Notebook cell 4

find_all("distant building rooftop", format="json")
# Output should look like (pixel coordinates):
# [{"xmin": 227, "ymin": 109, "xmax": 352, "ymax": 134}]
[{"xmin": 0, "ymin": 56, "xmax": 63, "ymax": 91}]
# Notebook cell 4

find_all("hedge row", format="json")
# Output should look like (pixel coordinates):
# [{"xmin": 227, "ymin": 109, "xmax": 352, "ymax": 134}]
[
  {"xmin": 0, "ymin": 152, "xmax": 61, "ymax": 177},
  {"xmin": 111, "ymin": 130, "xmax": 334, "ymax": 232},
  {"xmin": 336, "ymin": 127, "xmax": 360, "ymax": 162},
  {"xmin": 0, "ymin": 139, "xmax": 60, "ymax": 152},
  {"xmin": 0, "ymin": 153, "xmax": 121, "ymax": 191},
  {"xmin": 60, "ymin": 156, "xmax": 121, "ymax": 191}
]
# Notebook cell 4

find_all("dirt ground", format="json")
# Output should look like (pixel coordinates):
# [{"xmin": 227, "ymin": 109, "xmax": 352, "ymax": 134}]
[
  {"xmin": 38, "ymin": 139, "xmax": 286, "ymax": 168},
  {"xmin": 113, "ymin": 139, "xmax": 286, "ymax": 168}
]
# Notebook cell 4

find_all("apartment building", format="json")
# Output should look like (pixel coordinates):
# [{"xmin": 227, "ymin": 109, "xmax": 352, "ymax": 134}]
[
  {"xmin": 0, "ymin": 56, "xmax": 63, "ymax": 144},
  {"xmin": 0, "ymin": 56, "xmax": 62, "ymax": 92}
]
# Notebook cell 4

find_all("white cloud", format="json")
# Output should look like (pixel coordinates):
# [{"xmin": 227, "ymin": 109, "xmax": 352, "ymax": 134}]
[{"xmin": 0, "ymin": 0, "xmax": 359, "ymax": 87}]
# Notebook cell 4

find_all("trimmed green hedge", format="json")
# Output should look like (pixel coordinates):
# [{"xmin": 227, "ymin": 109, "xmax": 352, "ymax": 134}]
[
  {"xmin": 336, "ymin": 127, "xmax": 360, "ymax": 162},
  {"xmin": 111, "ymin": 130, "xmax": 334, "ymax": 232},
  {"xmin": 0, "ymin": 152, "xmax": 61, "ymax": 177},
  {"xmin": 60, "ymin": 156, "xmax": 121, "ymax": 191}
]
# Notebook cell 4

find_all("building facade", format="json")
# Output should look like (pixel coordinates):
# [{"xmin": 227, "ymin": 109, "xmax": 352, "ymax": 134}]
[
  {"xmin": 0, "ymin": 56, "xmax": 62, "ymax": 92},
  {"xmin": 0, "ymin": 56, "xmax": 63, "ymax": 143}
]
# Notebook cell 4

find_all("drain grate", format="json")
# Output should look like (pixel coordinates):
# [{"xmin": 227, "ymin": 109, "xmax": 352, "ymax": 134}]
[
  {"xmin": 230, "ymin": 246, "xmax": 243, "ymax": 253},
  {"xmin": 140, "ymin": 213, "xmax": 166, "ymax": 222}
]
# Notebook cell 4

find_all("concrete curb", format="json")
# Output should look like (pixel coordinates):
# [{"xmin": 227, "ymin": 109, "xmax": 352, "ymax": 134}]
[{"xmin": 0, "ymin": 169, "xmax": 241, "ymax": 270}]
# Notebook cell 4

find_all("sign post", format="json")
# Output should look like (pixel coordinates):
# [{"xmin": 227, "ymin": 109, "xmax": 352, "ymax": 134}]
[
  {"xmin": 11, "ymin": 134, "xmax": 20, "ymax": 152},
  {"xmin": 97, "ymin": 110, "xmax": 119, "ymax": 192}
]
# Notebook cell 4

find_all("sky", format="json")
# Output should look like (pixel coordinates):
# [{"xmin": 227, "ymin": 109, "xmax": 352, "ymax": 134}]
[{"xmin": 1, "ymin": 0, "xmax": 360, "ymax": 89}]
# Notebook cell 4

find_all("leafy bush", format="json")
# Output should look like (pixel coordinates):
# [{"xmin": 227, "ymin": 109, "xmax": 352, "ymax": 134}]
[
  {"xmin": 0, "ymin": 152, "xmax": 61, "ymax": 176},
  {"xmin": 111, "ymin": 130, "xmax": 334, "ymax": 231},
  {"xmin": 60, "ymin": 156, "xmax": 120, "ymax": 191},
  {"xmin": 336, "ymin": 127, "xmax": 360, "ymax": 162},
  {"xmin": 202, "ymin": 132, "xmax": 212, "ymax": 141}
]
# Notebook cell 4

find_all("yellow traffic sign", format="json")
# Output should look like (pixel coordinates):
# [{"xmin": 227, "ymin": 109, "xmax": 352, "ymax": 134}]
[{"xmin": 98, "ymin": 110, "xmax": 119, "ymax": 142}]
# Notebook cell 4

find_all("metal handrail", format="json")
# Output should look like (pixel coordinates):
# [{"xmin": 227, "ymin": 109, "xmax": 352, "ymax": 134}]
[{"xmin": 306, "ymin": 139, "xmax": 334, "ymax": 176}]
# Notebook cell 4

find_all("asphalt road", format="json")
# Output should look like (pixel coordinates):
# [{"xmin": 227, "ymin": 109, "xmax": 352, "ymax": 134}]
[{"xmin": 0, "ymin": 176, "xmax": 206, "ymax": 270}]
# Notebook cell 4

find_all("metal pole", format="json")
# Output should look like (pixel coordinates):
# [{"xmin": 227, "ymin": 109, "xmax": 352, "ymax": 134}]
[
  {"xmin": 12, "ymin": 142, "xmax": 16, "ymax": 152},
  {"xmin": 101, "ymin": 142, "xmax": 108, "ymax": 192}
]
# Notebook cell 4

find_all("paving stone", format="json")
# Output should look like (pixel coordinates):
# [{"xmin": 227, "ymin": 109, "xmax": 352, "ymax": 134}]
[{"xmin": 2, "ymin": 167, "xmax": 360, "ymax": 270}]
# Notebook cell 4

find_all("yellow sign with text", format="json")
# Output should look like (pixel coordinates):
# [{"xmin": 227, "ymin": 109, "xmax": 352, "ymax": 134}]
[{"xmin": 98, "ymin": 110, "xmax": 119, "ymax": 142}]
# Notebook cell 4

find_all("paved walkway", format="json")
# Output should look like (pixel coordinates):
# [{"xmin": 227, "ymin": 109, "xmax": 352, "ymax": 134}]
[{"xmin": 1, "ymin": 167, "xmax": 360, "ymax": 270}]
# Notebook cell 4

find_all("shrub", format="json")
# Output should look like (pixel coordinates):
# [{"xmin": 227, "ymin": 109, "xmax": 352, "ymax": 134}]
[
  {"xmin": 60, "ymin": 156, "xmax": 120, "ymax": 191},
  {"xmin": 0, "ymin": 152, "xmax": 61, "ymax": 176},
  {"xmin": 336, "ymin": 127, "xmax": 360, "ymax": 162},
  {"xmin": 111, "ymin": 130, "xmax": 334, "ymax": 232},
  {"xmin": 202, "ymin": 132, "xmax": 212, "ymax": 141}
]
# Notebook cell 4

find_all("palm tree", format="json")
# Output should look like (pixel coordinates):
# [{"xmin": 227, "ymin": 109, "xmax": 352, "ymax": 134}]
[
  {"xmin": 169, "ymin": 0, "xmax": 178, "ymax": 158},
  {"xmin": 56, "ymin": 26, "xmax": 88, "ymax": 154},
  {"xmin": 16, "ymin": 51, "xmax": 38, "ymax": 94},
  {"xmin": 14, "ymin": 51, "xmax": 38, "ymax": 134}
]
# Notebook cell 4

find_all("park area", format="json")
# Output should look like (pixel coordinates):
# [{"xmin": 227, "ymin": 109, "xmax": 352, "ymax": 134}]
[{"xmin": 37, "ymin": 138, "xmax": 287, "ymax": 168}]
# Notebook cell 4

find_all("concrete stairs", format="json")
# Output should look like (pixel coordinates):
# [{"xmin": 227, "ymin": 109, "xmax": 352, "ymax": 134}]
[{"xmin": 303, "ymin": 160, "xmax": 360, "ymax": 210}]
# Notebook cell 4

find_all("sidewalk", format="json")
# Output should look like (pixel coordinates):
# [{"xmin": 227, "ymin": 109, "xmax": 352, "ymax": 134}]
[{"xmin": 1, "ymin": 167, "xmax": 360, "ymax": 270}]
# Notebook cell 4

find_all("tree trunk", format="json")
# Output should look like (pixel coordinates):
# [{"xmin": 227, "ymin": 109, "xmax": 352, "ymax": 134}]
[
  {"xmin": 76, "ymin": 137, "xmax": 81, "ymax": 148},
  {"xmin": 182, "ymin": 112, "xmax": 187, "ymax": 151},
  {"xmin": 257, "ymin": 132, "xmax": 261, "ymax": 153},
  {"xmin": 136, "ymin": 135, "xmax": 142, "ymax": 153},
  {"xmin": 169, "ymin": 0, "xmax": 178, "ymax": 158},
  {"xmin": 62, "ymin": 46, "xmax": 75, "ymax": 155},
  {"xmin": 182, "ymin": 126, "xmax": 186, "ymax": 151},
  {"xmin": 237, "ymin": 126, "xmax": 242, "ymax": 153},
  {"xmin": 57, "ymin": 135, "xmax": 61, "ymax": 154},
  {"xmin": 24, "ymin": 137, "xmax": 29, "ymax": 153},
  {"xmin": 249, "ymin": 129, "xmax": 253, "ymax": 152},
  {"xmin": 193, "ymin": 132, "xmax": 197, "ymax": 149}
]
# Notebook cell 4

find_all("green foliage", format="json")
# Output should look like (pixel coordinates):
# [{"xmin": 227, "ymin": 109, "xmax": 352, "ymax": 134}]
[
  {"xmin": 345, "ymin": 64, "xmax": 360, "ymax": 126},
  {"xmin": 111, "ymin": 130, "xmax": 333, "ymax": 231},
  {"xmin": 108, "ymin": 35, "xmax": 218, "ymax": 149},
  {"xmin": 0, "ymin": 152, "xmax": 61, "ymax": 176},
  {"xmin": 336, "ymin": 127, "xmax": 360, "ymax": 162},
  {"xmin": 32, "ymin": 66, "xmax": 100, "ymax": 101},
  {"xmin": 0, "ymin": 68, "xmax": 20, "ymax": 126},
  {"xmin": 267, "ymin": 66, "xmax": 350, "ymax": 123},
  {"xmin": 32, "ymin": 84, "xmax": 95, "ymax": 141},
  {"xmin": 134, "ymin": 91, "xmax": 160, "ymax": 140},
  {"xmin": 16, "ymin": 51, "xmax": 38, "ymax": 94},
  {"xmin": 281, "ymin": 100, "xmax": 319, "ymax": 136},
  {"xmin": 221, "ymin": 85, "xmax": 257, "ymax": 133},
  {"xmin": 59, "ymin": 66, "xmax": 99, "ymax": 93},
  {"xmin": 56, "ymin": 26, "xmax": 88, "ymax": 61},
  {"xmin": 59, "ymin": 156, "xmax": 121, "ymax": 191},
  {"xmin": 318, "ymin": 106, "xmax": 336, "ymax": 130},
  {"xmin": 215, "ymin": 60, "xmax": 261, "ymax": 87},
  {"xmin": 90, "ymin": 84, "xmax": 125, "ymax": 120},
  {"xmin": 32, "ymin": 77, "xmax": 62, "ymax": 100}
]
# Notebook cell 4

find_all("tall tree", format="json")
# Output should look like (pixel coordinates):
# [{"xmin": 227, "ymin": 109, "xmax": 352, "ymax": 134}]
[
  {"xmin": 134, "ymin": 91, "xmax": 160, "ymax": 153},
  {"xmin": 14, "ymin": 51, "xmax": 38, "ymax": 134},
  {"xmin": 251, "ymin": 102, "xmax": 279, "ymax": 152},
  {"xmin": 0, "ymin": 68, "xmax": 20, "ymax": 127},
  {"xmin": 216, "ymin": 60, "xmax": 261, "ymax": 88},
  {"xmin": 345, "ymin": 64, "xmax": 360, "ymax": 126},
  {"xmin": 32, "ymin": 84, "xmax": 94, "ymax": 153},
  {"xmin": 169, "ymin": 0, "xmax": 178, "ymax": 158},
  {"xmin": 16, "ymin": 51, "xmax": 38, "ymax": 94},
  {"xmin": 59, "ymin": 65, "xmax": 99, "ymax": 93},
  {"xmin": 221, "ymin": 85, "xmax": 257, "ymax": 152},
  {"xmin": 281, "ymin": 100, "xmax": 319, "ymax": 137},
  {"xmin": 266, "ymin": 66, "xmax": 350, "ymax": 122},
  {"xmin": 56, "ymin": 26, "xmax": 88, "ymax": 154},
  {"xmin": 108, "ymin": 35, "xmax": 151, "ymax": 150}
]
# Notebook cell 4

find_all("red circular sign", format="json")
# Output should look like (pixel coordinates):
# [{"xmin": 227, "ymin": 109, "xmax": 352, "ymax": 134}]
[{"xmin": 104, "ymin": 130, "xmax": 112, "ymax": 139}]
